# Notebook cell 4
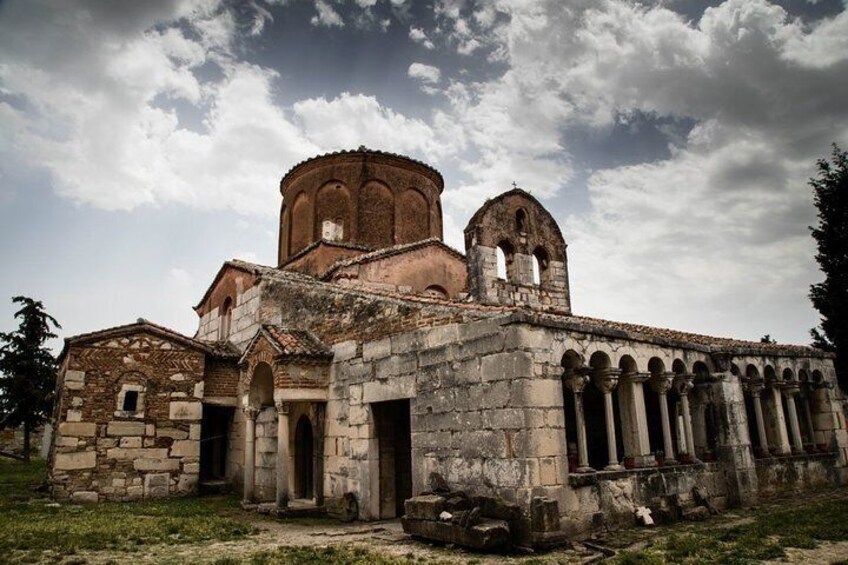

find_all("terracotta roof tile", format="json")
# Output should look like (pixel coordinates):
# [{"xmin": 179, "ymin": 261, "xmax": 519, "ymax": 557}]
[
  {"xmin": 262, "ymin": 326, "xmax": 332, "ymax": 358},
  {"xmin": 321, "ymin": 238, "xmax": 466, "ymax": 279}
]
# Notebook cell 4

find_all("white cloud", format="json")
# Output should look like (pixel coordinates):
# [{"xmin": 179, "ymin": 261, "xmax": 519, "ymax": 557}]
[
  {"xmin": 409, "ymin": 26, "xmax": 435, "ymax": 49},
  {"xmin": 310, "ymin": 0, "xmax": 344, "ymax": 27},
  {"xmin": 407, "ymin": 62, "xmax": 442, "ymax": 85}
]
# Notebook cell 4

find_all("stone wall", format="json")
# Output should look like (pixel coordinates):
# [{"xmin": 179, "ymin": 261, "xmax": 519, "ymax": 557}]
[
  {"xmin": 755, "ymin": 453, "xmax": 843, "ymax": 497},
  {"xmin": 0, "ymin": 425, "xmax": 46, "ymax": 457},
  {"xmin": 197, "ymin": 277, "xmax": 263, "ymax": 350},
  {"xmin": 50, "ymin": 332, "xmax": 206, "ymax": 503}
]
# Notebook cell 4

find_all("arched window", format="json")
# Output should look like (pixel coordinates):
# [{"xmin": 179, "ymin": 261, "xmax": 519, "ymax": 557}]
[
  {"xmin": 249, "ymin": 362, "xmax": 274, "ymax": 408},
  {"xmin": 219, "ymin": 297, "xmax": 233, "ymax": 340},
  {"xmin": 496, "ymin": 240, "xmax": 514, "ymax": 281},
  {"xmin": 515, "ymin": 208, "xmax": 527, "ymax": 233},
  {"xmin": 423, "ymin": 285, "xmax": 448, "ymax": 299},
  {"xmin": 532, "ymin": 247, "xmax": 549, "ymax": 286}
]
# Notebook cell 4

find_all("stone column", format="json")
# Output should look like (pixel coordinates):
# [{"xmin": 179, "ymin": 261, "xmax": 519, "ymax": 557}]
[
  {"xmin": 312, "ymin": 403, "xmax": 326, "ymax": 506},
  {"xmin": 783, "ymin": 384, "xmax": 804, "ymax": 454},
  {"xmin": 243, "ymin": 407, "xmax": 259, "ymax": 503},
  {"xmin": 749, "ymin": 381, "xmax": 769, "ymax": 455},
  {"xmin": 651, "ymin": 372, "xmax": 677, "ymax": 465},
  {"xmin": 802, "ymin": 388, "xmax": 816, "ymax": 448},
  {"xmin": 275, "ymin": 401, "xmax": 291, "ymax": 509},
  {"xmin": 623, "ymin": 371, "xmax": 654, "ymax": 467},
  {"xmin": 674, "ymin": 374, "xmax": 698, "ymax": 462},
  {"xmin": 770, "ymin": 381, "xmax": 792, "ymax": 455},
  {"xmin": 565, "ymin": 369, "xmax": 593, "ymax": 473},
  {"xmin": 594, "ymin": 368, "xmax": 623, "ymax": 471}
]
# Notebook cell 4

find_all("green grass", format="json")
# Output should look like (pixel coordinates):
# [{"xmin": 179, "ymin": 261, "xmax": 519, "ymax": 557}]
[
  {"xmin": 611, "ymin": 496, "xmax": 848, "ymax": 564},
  {"xmin": 213, "ymin": 546, "xmax": 421, "ymax": 565},
  {"xmin": 0, "ymin": 458, "xmax": 256, "ymax": 563}
]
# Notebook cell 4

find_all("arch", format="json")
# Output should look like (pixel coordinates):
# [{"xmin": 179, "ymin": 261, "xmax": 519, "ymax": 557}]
[
  {"xmin": 618, "ymin": 355, "xmax": 637, "ymax": 373},
  {"xmin": 671, "ymin": 359, "xmax": 687, "ymax": 375},
  {"xmin": 561, "ymin": 349, "xmax": 584, "ymax": 370},
  {"xmin": 533, "ymin": 247, "xmax": 550, "ymax": 287},
  {"xmin": 693, "ymin": 361, "xmax": 710, "ymax": 380},
  {"xmin": 798, "ymin": 369, "xmax": 810, "ymax": 383},
  {"xmin": 315, "ymin": 181, "xmax": 352, "ymax": 242},
  {"xmin": 396, "ymin": 188, "xmax": 430, "ymax": 244},
  {"xmin": 648, "ymin": 357, "xmax": 666, "ymax": 376},
  {"xmin": 219, "ymin": 296, "xmax": 233, "ymax": 340},
  {"xmin": 278, "ymin": 202, "xmax": 288, "ymax": 264},
  {"xmin": 289, "ymin": 192, "xmax": 313, "ymax": 255},
  {"xmin": 423, "ymin": 284, "xmax": 448, "ymax": 299},
  {"xmin": 746, "ymin": 364, "xmax": 761, "ymax": 380},
  {"xmin": 589, "ymin": 351, "xmax": 612, "ymax": 370},
  {"xmin": 782, "ymin": 367, "xmax": 796, "ymax": 383},
  {"xmin": 496, "ymin": 240, "xmax": 514, "ymax": 281},
  {"xmin": 249, "ymin": 362, "xmax": 274, "ymax": 408},
  {"xmin": 515, "ymin": 208, "xmax": 528, "ymax": 233},
  {"xmin": 764, "ymin": 365, "xmax": 777, "ymax": 384},
  {"xmin": 731, "ymin": 363, "xmax": 741, "ymax": 376},
  {"xmin": 294, "ymin": 415, "xmax": 314, "ymax": 499},
  {"xmin": 811, "ymin": 370, "xmax": 824, "ymax": 386},
  {"xmin": 358, "ymin": 180, "xmax": 395, "ymax": 248}
]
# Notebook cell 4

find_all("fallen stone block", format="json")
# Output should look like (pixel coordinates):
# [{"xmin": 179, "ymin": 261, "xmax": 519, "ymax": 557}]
[
  {"xmin": 404, "ymin": 494, "xmax": 446, "ymax": 521},
  {"xmin": 472, "ymin": 494, "xmax": 522, "ymax": 520},
  {"xmin": 402, "ymin": 517, "xmax": 510, "ymax": 551},
  {"xmin": 683, "ymin": 506, "xmax": 710, "ymax": 522},
  {"xmin": 530, "ymin": 497, "xmax": 560, "ymax": 533},
  {"xmin": 71, "ymin": 491, "xmax": 99, "ymax": 504}
]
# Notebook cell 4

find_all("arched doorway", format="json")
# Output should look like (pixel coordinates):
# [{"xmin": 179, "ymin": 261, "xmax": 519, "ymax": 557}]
[{"xmin": 295, "ymin": 415, "xmax": 314, "ymax": 499}]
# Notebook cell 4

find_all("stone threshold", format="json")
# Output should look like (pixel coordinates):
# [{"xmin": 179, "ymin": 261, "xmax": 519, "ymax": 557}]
[{"xmin": 567, "ymin": 462, "xmax": 717, "ymax": 488}]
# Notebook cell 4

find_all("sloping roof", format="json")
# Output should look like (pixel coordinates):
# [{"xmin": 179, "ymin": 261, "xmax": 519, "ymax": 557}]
[
  {"xmin": 281, "ymin": 239, "xmax": 373, "ymax": 269},
  {"xmin": 213, "ymin": 259, "xmax": 830, "ymax": 359},
  {"xmin": 280, "ymin": 147, "xmax": 444, "ymax": 191},
  {"xmin": 59, "ymin": 319, "xmax": 240, "ymax": 361},
  {"xmin": 193, "ymin": 259, "xmax": 257, "ymax": 311},
  {"xmin": 321, "ymin": 237, "xmax": 466, "ymax": 279},
  {"xmin": 239, "ymin": 325, "xmax": 333, "ymax": 365}
]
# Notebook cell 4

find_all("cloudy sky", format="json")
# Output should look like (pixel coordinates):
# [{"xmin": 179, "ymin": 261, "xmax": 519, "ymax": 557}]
[{"xmin": 1, "ymin": 0, "xmax": 847, "ymax": 350}]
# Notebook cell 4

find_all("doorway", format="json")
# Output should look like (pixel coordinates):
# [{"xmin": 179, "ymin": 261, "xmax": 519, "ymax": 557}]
[
  {"xmin": 294, "ymin": 414, "xmax": 314, "ymax": 499},
  {"xmin": 372, "ymin": 399, "xmax": 412, "ymax": 518},
  {"xmin": 200, "ymin": 405, "xmax": 232, "ymax": 482}
]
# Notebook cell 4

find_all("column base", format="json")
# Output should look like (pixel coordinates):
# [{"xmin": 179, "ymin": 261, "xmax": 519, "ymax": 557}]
[
  {"xmin": 662, "ymin": 459, "xmax": 679, "ymax": 466},
  {"xmin": 604, "ymin": 464, "xmax": 625, "ymax": 472},
  {"xmin": 576, "ymin": 466, "xmax": 596, "ymax": 474}
]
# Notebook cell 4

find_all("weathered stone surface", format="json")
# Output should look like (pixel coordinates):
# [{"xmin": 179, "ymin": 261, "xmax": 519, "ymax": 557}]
[
  {"xmin": 107, "ymin": 421, "xmax": 146, "ymax": 436},
  {"xmin": 55, "ymin": 451, "xmax": 97, "ymax": 470},
  {"xmin": 169, "ymin": 401, "xmax": 202, "ymax": 421},
  {"xmin": 531, "ymin": 497, "xmax": 560, "ymax": 533},
  {"xmin": 71, "ymin": 491, "xmax": 99, "ymax": 504},
  {"xmin": 402, "ymin": 517, "xmax": 510, "ymax": 550},
  {"xmin": 157, "ymin": 428, "xmax": 188, "ymax": 440},
  {"xmin": 170, "ymin": 440, "xmax": 200, "ymax": 458},
  {"xmin": 404, "ymin": 495, "xmax": 445, "ymax": 521},
  {"xmin": 58, "ymin": 422, "xmax": 96, "ymax": 437},
  {"xmin": 134, "ymin": 458, "xmax": 180, "ymax": 472},
  {"xmin": 144, "ymin": 473, "xmax": 170, "ymax": 498}
]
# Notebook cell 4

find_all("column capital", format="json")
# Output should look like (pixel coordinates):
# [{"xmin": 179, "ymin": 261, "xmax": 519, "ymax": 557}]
[
  {"xmin": 275, "ymin": 401, "xmax": 291, "ymax": 415},
  {"xmin": 564, "ymin": 370, "xmax": 591, "ymax": 394},
  {"xmin": 243, "ymin": 407, "xmax": 260, "ymax": 420},
  {"xmin": 673, "ymin": 373, "xmax": 695, "ymax": 396},
  {"xmin": 624, "ymin": 371, "xmax": 652, "ymax": 384},
  {"xmin": 782, "ymin": 381, "xmax": 801, "ymax": 396},
  {"xmin": 747, "ymin": 379, "xmax": 765, "ymax": 396},
  {"xmin": 594, "ymin": 367, "xmax": 622, "ymax": 393},
  {"xmin": 650, "ymin": 372, "xmax": 674, "ymax": 394}
]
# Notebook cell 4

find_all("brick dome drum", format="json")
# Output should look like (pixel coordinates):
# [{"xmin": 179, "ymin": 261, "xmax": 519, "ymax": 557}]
[{"xmin": 278, "ymin": 149, "xmax": 444, "ymax": 265}]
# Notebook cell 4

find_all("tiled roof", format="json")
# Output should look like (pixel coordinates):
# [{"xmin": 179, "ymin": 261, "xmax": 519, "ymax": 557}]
[
  {"xmin": 262, "ymin": 326, "xmax": 332, "ymax": 358},
  {"xmin": 321, "ymin": 238, "xmax": 466, "ymax": 279},
  {"xmin": 281, "ymin": 239, "xmax": 373, "ymax": 269},
  {"xmin": 60, "ymin": 319, "xmax": 240, "ymax": 361},
  {"xmin": 280, "ymin": 147, "xmax": 443, "ymax": 190},
  {"xmin": 222, "ymin": 259, "xmax": 831, "ymax": 358}
]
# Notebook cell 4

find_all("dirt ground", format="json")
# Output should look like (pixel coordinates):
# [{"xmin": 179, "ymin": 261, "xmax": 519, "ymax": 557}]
[{"xmin": 34, "ymin": 487, "xmax": 848, "ymax": 564}]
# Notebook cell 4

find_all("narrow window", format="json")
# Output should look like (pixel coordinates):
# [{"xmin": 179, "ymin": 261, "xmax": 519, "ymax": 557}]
[
  {"xmin": 123, "ymin": 390, "xmax": 139, "ymax": 412},
  {"xmin": 219, "ymin": 297, "xmax": 233, "ymax": 340},
  {"xmin": 533, "ymin": 247, "xmax": 549, "ymax": 286},
  {"xmin": 532, "ymin": 255, "xmax": 541, "ymax": 285},
  {"xmin": 515, "ymin": 208, "xmax": 527, "ymax": 233},
  {"xmin": 496, "ymin": 246, "xmax": 508, "ymax": 280}
]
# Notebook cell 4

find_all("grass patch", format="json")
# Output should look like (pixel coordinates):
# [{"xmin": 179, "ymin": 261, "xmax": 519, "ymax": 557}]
[
  {"xmin": 0, "ymin": 458, "xmax": 256, "ymax": 563},
  {"xmin": 213, "ymin": 546, "xmax": 420, "ymax": 565},
  {"xmin": 612, "ymin": 495, "xmax": 848, "ymax": 564}
]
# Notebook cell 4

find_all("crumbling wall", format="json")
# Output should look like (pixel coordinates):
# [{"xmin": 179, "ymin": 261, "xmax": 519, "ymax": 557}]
[{"xmin": 755, "ymin": 454, "xmax": 841, "ymax": 497}]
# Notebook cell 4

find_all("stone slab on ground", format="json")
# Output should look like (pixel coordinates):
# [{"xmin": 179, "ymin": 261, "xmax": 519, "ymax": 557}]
[{"xmin": 401, "ymin": 517, "xmax": 511, "ymax": 551}]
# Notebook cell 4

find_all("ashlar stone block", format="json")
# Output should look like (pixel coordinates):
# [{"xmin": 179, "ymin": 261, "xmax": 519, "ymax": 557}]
[{"xmin": 169, "ymin": 401, "xmax": 202, "ymax": 421}]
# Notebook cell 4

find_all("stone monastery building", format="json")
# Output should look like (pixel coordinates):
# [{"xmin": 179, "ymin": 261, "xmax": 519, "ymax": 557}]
[{"xmin": 50, "ymin": 149, "xmax": 848, "ymax": 541}]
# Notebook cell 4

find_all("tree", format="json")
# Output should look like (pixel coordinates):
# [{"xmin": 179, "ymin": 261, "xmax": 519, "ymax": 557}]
[
  {"xmin": 0, "ymin": 296, "xmax": 60, "ymax": 462},
  {"xmin": 760, "ymin": 334, "xmax": 777, "ymax": 344},
  {"xmin": 809, "ymin": 144, "xmax": 848, "ymax": 391}
]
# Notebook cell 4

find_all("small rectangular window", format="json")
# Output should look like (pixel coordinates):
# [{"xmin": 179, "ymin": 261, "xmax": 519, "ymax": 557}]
[{"xmin": 122, "ymin": 390, "xmax": 139, "ymax": 412}]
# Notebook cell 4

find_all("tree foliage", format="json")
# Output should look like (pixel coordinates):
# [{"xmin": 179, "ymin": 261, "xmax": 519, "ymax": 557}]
[
  {"xmin": 0, "ymin": 296, "xmax": 60, "ymax": 461},
  {"xmin": 809, "ymin": 144, "xmax": 848, "ymax": 390},
  {"xmin": 760, "ymin": 334, "xmax": 776, "ymax": 345}
]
